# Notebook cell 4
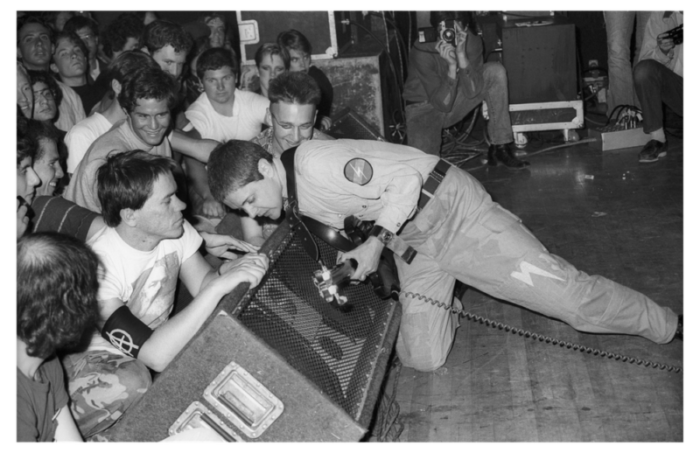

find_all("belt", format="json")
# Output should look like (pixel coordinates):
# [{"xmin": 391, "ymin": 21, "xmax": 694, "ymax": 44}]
[{"xmin": 418, "ymin": 159, "xmax": 452, "ymax": 210}]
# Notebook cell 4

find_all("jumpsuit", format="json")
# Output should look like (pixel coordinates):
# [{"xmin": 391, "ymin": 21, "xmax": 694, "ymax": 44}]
[{"xmin": 288, "ymin": 139, "xmax": 678, "ymax": 371}]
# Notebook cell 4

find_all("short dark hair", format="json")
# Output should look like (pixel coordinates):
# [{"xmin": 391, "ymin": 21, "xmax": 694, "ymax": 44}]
[
  {"xmin": 141, "ymin": 19, "xmax": 193, "ymax": 55},
  {"xmin": 118, "ymin": 66, "xmax": 179, "ymax": 114},
  {"xmin": 17, "ymin": 232, "xmax": 100, "ymax": 359},
  {"xmin": 104, "ymin": 50, "xmax": 160, "ymax": 98},
  {"xmin": 27, "ymin": 70, "xmax": 63, "ymax": 110},
  {"xmin": 254, "ymin": 43, "xmax": 290, "ymax": 69},
  {"xmin": 196, "ymin": 47, "xmax": 238, "ymax": 80},
  {"xmin": 268, "ymin": 71, "xmax": 321, "ymax": 107},
  {"xmin": 208, "ymin": 140, "xmax": 272, "ymax": 203},
  {"xmin": 12, "ymin": 104, "xmax": 36, "ymax": 169},
  {"xmin": 62, "ymin": 15, "xmax": 99, "ymax": 37},
  {"xmin": 25, "ymin": 120, "xmax": 63, "ymax": 161},
  {"xmin": 97, "ymin": 150, "xmax": 178, "ymax": 227},
  {"xmin": 52, "ymin": 31, "xmax": 89, "ymax": 64},
  {"xmin": 17, "ymin": 15, "xmax": 54, "ymax": 44},
  {"xmin": 429, "ymin": 11, "xmax": 473, "ymax": 30},
  {"xmin": 102, "ymin": 13, "xmax": 144, "ymax": 58},
  {"xmin": 277, "ymin": 29, "xmax": 312, "ymax": 56}
]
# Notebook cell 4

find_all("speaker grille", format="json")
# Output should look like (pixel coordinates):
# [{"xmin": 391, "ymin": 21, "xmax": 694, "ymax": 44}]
[{"xmin": 235, "ymin": 227, "xmax": 397, "ymax": 424}]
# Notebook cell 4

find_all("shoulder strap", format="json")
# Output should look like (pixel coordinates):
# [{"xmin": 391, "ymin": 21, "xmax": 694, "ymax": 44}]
[
  {"xmin": 279, "ymin": 146, "xmax": 321, "ymax": 262},
  {"xmin": 280, "ymin": 146, "xmax": 299, "ymax": 211}
]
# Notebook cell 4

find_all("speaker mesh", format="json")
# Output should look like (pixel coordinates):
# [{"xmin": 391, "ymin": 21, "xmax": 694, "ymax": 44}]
[{"xmin": 235, "ymin": 227, "xmax": 397, "ymax": 423}]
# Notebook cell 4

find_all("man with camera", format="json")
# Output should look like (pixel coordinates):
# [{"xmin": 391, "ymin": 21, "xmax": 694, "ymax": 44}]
[
  {"xmin": 634, "ymin": 11, "xmax": 683, "ymax": 164},
  {"xmin": 404, "ymin": 11, "xmax": 527, "ymax": 168}
]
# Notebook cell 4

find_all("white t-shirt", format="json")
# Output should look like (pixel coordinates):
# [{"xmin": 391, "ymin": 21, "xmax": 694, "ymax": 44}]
[
  {"xmin": 64, "ymin": 112, "xmax": 113, "ymax": 174},
  {"xmin": 184, "ymin": 89, "xmax": 269, "ymax": 141},
  {"xmin": 54, "ymin": 80, "xmax": 86, "ymax": 133},
  {"xmin": 86, "ymin": 220, "xmax": 203, "ymax": 356},
  {"xmin": 64, "ymin": 119, "xmax": 172, "ymax": 213}
]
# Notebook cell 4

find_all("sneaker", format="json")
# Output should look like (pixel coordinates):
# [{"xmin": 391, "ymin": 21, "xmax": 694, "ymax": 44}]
[
  {"xmin": 638, "ymin": 139, "xmax": 668, "ymax": 163},
  {"xmin": 674, "ymin": 314, "xmax": 683, "ymax": 341}
]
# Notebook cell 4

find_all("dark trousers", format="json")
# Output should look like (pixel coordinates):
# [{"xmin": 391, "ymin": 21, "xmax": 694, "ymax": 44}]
[{"xmin": 633, "ymin": 59, "xmax": 683, "ymax": 133}]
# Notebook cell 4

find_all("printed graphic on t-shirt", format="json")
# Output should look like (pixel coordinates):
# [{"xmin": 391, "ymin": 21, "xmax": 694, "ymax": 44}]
[{"xmin": 128, "ymin": 252, "xmax": 180, "ymax": 328}]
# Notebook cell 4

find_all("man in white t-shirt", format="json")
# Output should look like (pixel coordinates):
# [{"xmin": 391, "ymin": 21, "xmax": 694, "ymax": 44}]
[
  {"xmin": 61, "ymin": 150, "xmax": 268, "ymax": 439},
  {"xmin": 64, "ymin": 67, "xmax": 177, "ymax": 213},
  {"xmin": 64, "ymin": 51, "xmax": 219, "ymax": 176},
  {"xmin": 184, "ymin": 47, "xmax": 270, "ymax": 218}
]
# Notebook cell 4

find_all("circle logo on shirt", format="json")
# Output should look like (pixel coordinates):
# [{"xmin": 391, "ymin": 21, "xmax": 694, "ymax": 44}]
[{"xmin": 344, "ymin": 158, "xmax": 373, "ymax": 186}]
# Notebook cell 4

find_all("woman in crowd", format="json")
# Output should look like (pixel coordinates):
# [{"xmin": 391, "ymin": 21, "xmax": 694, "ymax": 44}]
[{"xmin": 254, "ymin": 43, "xmax": 289, "ymax": 98}]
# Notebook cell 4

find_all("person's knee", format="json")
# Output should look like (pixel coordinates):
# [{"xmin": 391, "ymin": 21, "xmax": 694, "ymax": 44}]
[
  {"xmin": 633, "ymin": 59, "xmax": 660, "ymax": 85},
  {"xmin": 483, "ymin": 62, "xmax": 507, "ymax": 86},
  {"xmin": 395, "ymin": 311, "xmax": 453, "ymax": 372}
]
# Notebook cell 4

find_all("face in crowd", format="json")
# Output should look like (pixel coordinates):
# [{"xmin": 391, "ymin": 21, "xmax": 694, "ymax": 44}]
[
  {"xmin": 74, "ymin": 26, "xmax": 98, "ymax": 62},
  {"xmin": 269, "ymin": 101, "xmax": 316, "ymax": 153},
  {"xmin": 223, "ymin": 160, "xmax": 285, "ymax": 221},
  {"xmin": 202, "ymin": 65, "xmax": 236, "ymax": 106},
  {"xmin": 131, "ymin": 172, "xmax": 187, "ymax": 242},
  {"xmin": 152, "ymin": 44, "xmax": 187, "ymax": 79},
  {"xmin": 17, "ymin": 156, "xmax": 41, "ymax": 205},
  {"xmin": 18, "ymin": 21, "xmax": 53, "ymax": 70},
  {"xmin": 51, "ymin": 36, "xmax": 88, "ymax": 79},
  {"xmin": 31, "ymin": 81, "xmax": 58, "ymax": 122},
  {"xmin": 127, "ymin": 98, "xmax": 171, "ymax": 147},
  {"xmin": 33, "ymin": 138, "xmax": 65, "ymax": 197},
  {"xmin": 206, "ymin": 17, "xmax": 225, "ymax": 48},
  {"xmin": 288, "ymin": 48, "xmax": 311, "ymax": 73},
  {"xmin": 17, "ymin": 64, "xmax": 33, "ymax": 118},
  {"xmin": 258, "ymin": 53, "xmax": 286, "ymax": 96}
]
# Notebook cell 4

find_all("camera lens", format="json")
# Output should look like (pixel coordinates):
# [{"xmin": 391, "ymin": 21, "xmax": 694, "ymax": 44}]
[{"xmin": 441, "ymin": 29, "xmax": 455, "ymax": 44}]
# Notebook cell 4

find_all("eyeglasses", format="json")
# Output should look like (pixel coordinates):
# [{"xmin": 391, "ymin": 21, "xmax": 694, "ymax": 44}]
[{"xmin": 33, "ymin": 88, "xmax": 55, "ymax": 102}]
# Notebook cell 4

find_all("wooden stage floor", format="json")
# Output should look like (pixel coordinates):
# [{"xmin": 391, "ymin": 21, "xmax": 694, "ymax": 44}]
[{"xmin": 394, "ymin": 134, "xmax": 684, "ymax": 442}]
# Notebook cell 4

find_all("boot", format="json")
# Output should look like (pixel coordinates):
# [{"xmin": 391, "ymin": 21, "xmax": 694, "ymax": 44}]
[{"xmin": 487, "ymin": 143, "xmax": 530, "ymax": 169}]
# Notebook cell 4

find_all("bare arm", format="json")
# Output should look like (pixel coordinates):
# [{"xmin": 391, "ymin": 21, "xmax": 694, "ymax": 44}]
[
  {"xmin": 183, "ymin": 155, "xmax": 226, "ymax": 218},
  {"xmin": 170, "ymin": 129, "xmax": 218, "ymax": 163},
  {"xmin": 53, "ymin": 405, "xmax": 83, "ymax": 441},
  {"xmin": 122, "ymin": 252, "xmax": 268, "ymax": 372},
  {"xmin": 241, "ymin": 215, "xmax": 266, "ymax": 247}
]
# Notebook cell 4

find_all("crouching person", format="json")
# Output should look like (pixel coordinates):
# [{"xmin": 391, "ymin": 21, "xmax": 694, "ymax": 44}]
[
  {"xmin": 61, "ymin": 150, "xmax": 269, "ymax": 439},
  {"xmin": 17, "ymin": 232, "xmax": 100, "ymax": 441}
]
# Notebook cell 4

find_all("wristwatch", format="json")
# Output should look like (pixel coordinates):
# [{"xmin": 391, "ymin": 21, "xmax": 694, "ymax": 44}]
[{"xmin": 369, "ymin": 224, "xmax": 394, "ymax": 245}]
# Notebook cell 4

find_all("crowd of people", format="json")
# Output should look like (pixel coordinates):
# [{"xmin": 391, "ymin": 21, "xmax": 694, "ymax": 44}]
[{"xmin": 17, "ymin": 10, "xmax": 682, "ymax": 442}]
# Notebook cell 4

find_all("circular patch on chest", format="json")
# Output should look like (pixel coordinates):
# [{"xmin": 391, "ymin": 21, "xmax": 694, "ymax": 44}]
[{"xmin": 344, "ymin": 158, "xmax": 373, "ymax": 186}]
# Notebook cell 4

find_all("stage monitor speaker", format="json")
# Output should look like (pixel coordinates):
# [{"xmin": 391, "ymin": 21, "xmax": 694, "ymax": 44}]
[
  {"xmin": 101, "ymin": 219, "xmax": 402, "ymax": 442},
  {"xmin": 501, "ymin": 16, "xmax": 577, "ymax": 104}
]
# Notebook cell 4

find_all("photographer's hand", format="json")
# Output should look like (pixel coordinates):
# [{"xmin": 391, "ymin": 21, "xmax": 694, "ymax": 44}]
[
  {"xmin": 435, "ymin": 41, "xmax": 458, "ymax": 79},
  {"xmin": 455, "ymin": 21, "xmax": 469, "ymax": 69}
]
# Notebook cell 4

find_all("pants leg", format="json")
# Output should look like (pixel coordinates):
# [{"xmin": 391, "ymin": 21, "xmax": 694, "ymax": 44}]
[
  {"xmin": 401, "ymin": 168, "xmax": 678, "ymax": 350},
  {"xmin": 634, "ymin": 59, "xmax": 684, "ymax": 133},
  {"xmin": 62, "ymin": 349, "xmax": 152, "ymax": 439},
  {"xmin": 405, "ymin": 101, "xmax": 446, "ymax": 156},
  {"xmin": 604, "ymin": 11, "xmax": 635, "ymax": 114},
  {"xmin": 480, "ymin": 62, "xmax": 514, "ymax": 145},
  {"xmin": 395, "ymin": 252, "xmax": 460, "ymax": 371}
]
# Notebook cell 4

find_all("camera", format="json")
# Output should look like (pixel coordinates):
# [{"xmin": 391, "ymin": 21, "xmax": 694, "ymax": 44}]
[
  {"xmin": 417, "ymin": 20, "xmax": 458, "ymax": 46},
  {"xmin": 439, "ymin": 20, "xmax": 457, "ymax": 46}
]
